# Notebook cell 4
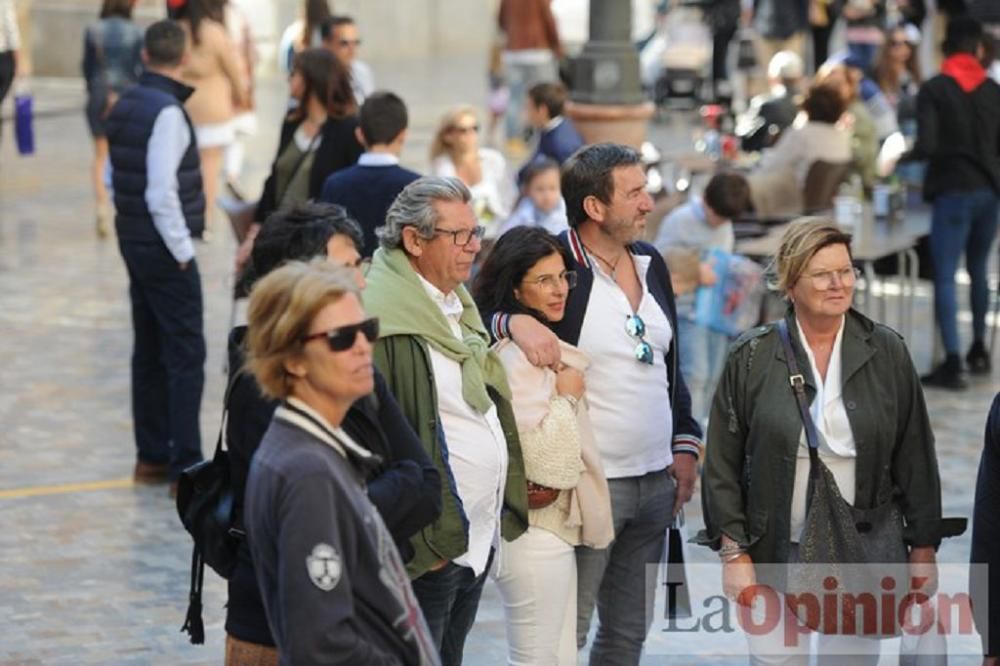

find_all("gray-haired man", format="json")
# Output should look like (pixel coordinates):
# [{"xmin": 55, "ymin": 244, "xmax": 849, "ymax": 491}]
[{"xmin": 362, "ymin": 176, "xmax": 528, "ymax": 666}]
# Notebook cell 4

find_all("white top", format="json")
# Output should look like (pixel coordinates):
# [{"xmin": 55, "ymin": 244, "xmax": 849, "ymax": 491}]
[
  {"xmin": 757, "ymin": 118, "xmax": 852, "ymax": 187},
  {"xmin": 577, "ymin": 253, "xmax": 675, "ymax": 478},
  {"xmin": 496, "ymin": 196, "xmax": 568, "ymax": 237},
  {"xmin": 0, "ymin": 0, "xmax": 19, "ymax": 52},
  {"xmin": 431, "ymin": 148, "xmax": 510, "ymax": 237},
  {"xmin": 788, "ymin": 315, "xmax": 858, "ymax": 541},
  {"xmin": 417, "ymin": 275, "xmax": 509, "ymax": 576},
  {"xmin": 351, "ymin": 60, "xmax": 375, "ymax": 105},
  {"xmin": 358, "ymin": 152, "xmax": 399, "ymax": 167}
]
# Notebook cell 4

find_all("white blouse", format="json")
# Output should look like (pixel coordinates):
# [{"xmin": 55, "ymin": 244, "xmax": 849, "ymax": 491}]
[
  {"xmin": 431, "ymin": 148, "xmax": 511, "ymax": 237},
  {"xmin": 788, "ymin": 315, "xmax": 858, "ymax": 542}
]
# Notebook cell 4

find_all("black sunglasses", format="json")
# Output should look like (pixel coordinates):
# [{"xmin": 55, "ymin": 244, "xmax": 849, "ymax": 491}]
[{"xmin": 302, "ymin": 317, "xmax": 379, "ymax": 351}]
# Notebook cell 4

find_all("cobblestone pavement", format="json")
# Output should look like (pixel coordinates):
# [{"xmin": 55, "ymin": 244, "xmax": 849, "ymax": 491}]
[{"xmin": 1, "ymin": 59, "xmax": 996, "ymax": 664}]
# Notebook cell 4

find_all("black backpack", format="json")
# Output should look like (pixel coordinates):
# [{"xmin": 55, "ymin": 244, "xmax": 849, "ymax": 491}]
[{"xmin": 175, "ymin": 382, "xmax": 242, "ymax": 644}]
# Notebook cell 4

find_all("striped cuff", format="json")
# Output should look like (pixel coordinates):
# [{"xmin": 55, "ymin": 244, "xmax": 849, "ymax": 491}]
[
  {"xmin": 671, "ymin": 434, "xmax": 703, "ymax": 458},
  {"xmin": 491, "ymin": 313, "xmax": 511, "ymax": 341}
]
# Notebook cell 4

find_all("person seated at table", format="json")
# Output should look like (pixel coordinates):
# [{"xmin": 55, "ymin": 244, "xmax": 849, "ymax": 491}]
[
  {"xmin": 816, "ymin": 59, "xmax": 885, "ymax": 189},
  {"xmin": 498, "ymin": 157, "xmax": 568, "ymax": 237},
  {"xmin": 654, "ymin": 172, "xmax": 752, "ymax": 426},
  {"xmin": 747, "ymin": 81, "xmax": 851, "ymax": 217},
  {"xmin": 737, "ymin": 51, "xmax": 804, "ymax": 153}
]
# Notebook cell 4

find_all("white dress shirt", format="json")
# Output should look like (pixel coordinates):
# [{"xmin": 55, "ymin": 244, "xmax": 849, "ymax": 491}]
[
  {"xmin": 145, "ymin": 106, "xmax": 195, "ymax": 263},
  {"xmin": 417, "ymin": 275, "xmax": 509, "ymax": 576},
  {"xmin": 788, "ymin": 315, "xmax": 857, "ymax": 541},
  {"xmin": 577, "ymin": 254, "xmax": 675, "ymax": 478}
]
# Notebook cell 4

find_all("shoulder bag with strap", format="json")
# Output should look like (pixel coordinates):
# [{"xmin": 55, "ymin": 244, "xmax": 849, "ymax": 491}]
[
  {"xmin": 777, "ymin": 318, "xmax": 908, "ymax": 637},
  {"xmin": 175, "ymin": 377, "xmax": 242, "ymax": 644}
]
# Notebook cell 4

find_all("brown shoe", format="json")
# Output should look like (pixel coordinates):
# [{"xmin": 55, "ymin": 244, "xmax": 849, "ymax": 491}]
[
  {"xmin": 168, "ymin": 481, "xmax": 179, "ymax": 499},
  {"xmin": 133, "ymin": 461, "xmax": 169, "ymax": 484}
]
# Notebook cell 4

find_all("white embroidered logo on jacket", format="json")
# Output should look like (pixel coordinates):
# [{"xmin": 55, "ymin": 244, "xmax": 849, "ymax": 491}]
[{"xmin": 306, "ymin": 543, "xmax": 342, "ymax": 591}]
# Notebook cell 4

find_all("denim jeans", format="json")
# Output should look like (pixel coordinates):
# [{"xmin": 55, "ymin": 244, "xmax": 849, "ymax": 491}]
[
  {"xmin": 576, "ymin": 470, "xmax": 676, "ymax": 665},
  {"xmin": 410, "ymin": 550, "xmax": 494, "ymax": 666},
  {"xmin": 119, "ymin": 240, "xmax": 206, "ymax": 479},
  {"xmin": 929, "ymin": 189, "xmax": 1000, "ymax": 354},
  {"xmin": 677, "ymin": 298, "xmax": 730, "ymax": 427}
]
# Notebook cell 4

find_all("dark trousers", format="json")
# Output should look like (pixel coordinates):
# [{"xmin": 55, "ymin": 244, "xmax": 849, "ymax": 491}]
[
  {"xmin": 0, "ymin": 51, "xmax": 14, "ymax": 147},
  {"xmin": 118, "ymin": 240, "xmax": 206, "ymax": 479},
  {"xmin": 811, "ymin": 23, "xmax": 834, "ymax": 71},
  {"xmin": 929, "ymin": 189, "xmax": 1000, "ymax": 354},
  {"xmin": 410, "ymin": 550, "xmax": 493, "ymax": 666},
  {"xmin": 712, "ymin": 25, "xmax": 738, "ymax": 84}
]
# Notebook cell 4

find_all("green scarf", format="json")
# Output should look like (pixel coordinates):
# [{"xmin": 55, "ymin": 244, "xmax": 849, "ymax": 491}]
[{"xmin": 364, "ymin": 247, "xmax": 512, "ymax": 413}]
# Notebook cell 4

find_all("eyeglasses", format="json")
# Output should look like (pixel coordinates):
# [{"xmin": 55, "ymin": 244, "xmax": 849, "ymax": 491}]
[
  {"xmin": 432, "ymin": 225, "xmax": 485, "ymax": 247},
  {"xmin": 302, "ymin": 317, "xmax": 379, "ymax": 351},
  {"xmin": 521, "ymin": 270, "xmax": 578, "ymax": 292},
  {"xmin": 625, "ymin": 314, "xmax": 654, "ymax": 365},
  {"xmin": 338, "ymin": 38, "xmax": 362, "ymax": 47},
  {"xmin": 804, "ymin": 266, "xmax": 861, "ymax": 290},
  {"xmin": 449, "ymin": 124, "xmax": 480, "ymax": 134}
]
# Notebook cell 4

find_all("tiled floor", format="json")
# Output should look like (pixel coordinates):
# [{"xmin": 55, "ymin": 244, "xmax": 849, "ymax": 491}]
[{"xmin": 0, "ymin": 62, "xmax": 996, "ymax": 664}]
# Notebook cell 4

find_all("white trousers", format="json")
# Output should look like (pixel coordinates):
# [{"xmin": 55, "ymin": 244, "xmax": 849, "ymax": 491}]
[{"xmin": 493, "ymin": 526, "xmax": 577, "ymax": 666}]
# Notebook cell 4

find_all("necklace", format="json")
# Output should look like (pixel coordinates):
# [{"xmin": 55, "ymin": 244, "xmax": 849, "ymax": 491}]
[{"xmin": 584, "ymin": 243, "xmax": 624, "ymax": 280}]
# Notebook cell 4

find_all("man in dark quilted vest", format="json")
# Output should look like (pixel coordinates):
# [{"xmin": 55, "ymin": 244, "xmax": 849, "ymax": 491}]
[{"xmin": 106, "ymin": 19, "xmax": 206, "ymax": 494}]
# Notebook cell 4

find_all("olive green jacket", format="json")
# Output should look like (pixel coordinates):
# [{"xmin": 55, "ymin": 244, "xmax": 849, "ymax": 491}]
[
  {"xmin": 373, "ymin": 334, "xmax": 529, "ymax": 579},
  {"xmin": 697, "ymin": 308, "xmax": 960, "ymax": 565}
]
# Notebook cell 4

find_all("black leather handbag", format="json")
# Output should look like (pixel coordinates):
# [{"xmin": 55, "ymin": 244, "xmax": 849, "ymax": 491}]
[
  {"xmin": 175, "ymin": 384, "xmax": 242, "ymax": 644},
  {"xmin": 777, "ymin": 319, "xmax": 908, "ymax": 637}
]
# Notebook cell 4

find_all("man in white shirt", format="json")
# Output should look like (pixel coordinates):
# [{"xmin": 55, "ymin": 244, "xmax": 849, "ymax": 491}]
[
  {"xmin": 105, "ymin": 20, "xmax": 206, "ymax": 494},
  {"xmin": 489, "ymin": 143, "xmax": 703, "ymax": 664},
  {"xmin": 321, "ymin": 15, "xmax": 375, "ymax": 104},
  {"xmin": 362, "ymin": 176, "xmax": 528, "ymax": 666}
]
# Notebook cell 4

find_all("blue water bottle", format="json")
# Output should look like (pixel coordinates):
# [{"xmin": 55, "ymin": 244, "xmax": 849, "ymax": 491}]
[{"xmin": 14, "ymin": 94, "xmax": 34, "ymax": 155}]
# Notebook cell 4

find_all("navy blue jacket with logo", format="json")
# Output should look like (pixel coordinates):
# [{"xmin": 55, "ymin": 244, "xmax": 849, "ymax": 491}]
[
  {"xmin": 245, "ymin": 403, "xmax": 440, "ymax": 665},
  {"xmin": 105, "ymin": 71, "xmax": 204, "ymax": 241}
]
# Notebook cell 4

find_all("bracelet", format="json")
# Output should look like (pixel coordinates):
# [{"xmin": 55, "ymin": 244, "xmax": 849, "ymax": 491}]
[
  {"xmin": 722, "ymin": 551, "xmax": 747, "ymax": 564},
  {"xmin": 561, "ymin": 394, "xmax": 579, "ymax": 412},
  {"xmin": 718, "ymin": 544, "xmax": 746, "ymax": 558}
]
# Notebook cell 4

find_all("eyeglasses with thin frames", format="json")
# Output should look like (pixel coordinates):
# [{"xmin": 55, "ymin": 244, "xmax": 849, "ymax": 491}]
[
  {"xmin": 625, "ymin": 314, "xmax": 654, "ymax": 365},
  {"xmin": 521, "ymin": 270, "xmax": 578, "ymax": 292},
  {"xmin": 431, "ymin": 225, "xmax": 486, "ymax": 247},
  {"xmin": 302, "ymin": 317, "xmax": 379, "ymax": 352},
  {"xmin": 804, "ymin": 266, "xmax": 860, "ymax": 290}
]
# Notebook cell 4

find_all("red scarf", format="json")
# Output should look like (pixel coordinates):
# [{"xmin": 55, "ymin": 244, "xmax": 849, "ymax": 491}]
[{"xmin": 941, "ymin": 53, "xmax": 988, "ymax": 93}]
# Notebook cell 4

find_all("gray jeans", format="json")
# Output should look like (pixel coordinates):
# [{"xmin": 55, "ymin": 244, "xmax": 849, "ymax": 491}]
[{"xmin": 576, "ymin": 468, "xmax": 676, "ymax": 665}]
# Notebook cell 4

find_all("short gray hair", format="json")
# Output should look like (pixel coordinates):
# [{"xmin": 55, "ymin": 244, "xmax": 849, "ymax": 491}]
[{"xmin": 377, "ymin": 176, "xmax": 472, "ymax": 250}]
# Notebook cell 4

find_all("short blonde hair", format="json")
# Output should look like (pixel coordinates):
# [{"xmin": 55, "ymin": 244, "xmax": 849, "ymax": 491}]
[
  {"xmin": 769, "ymin": 217, "xmax": 853, "ymax": 294},
  {"xmin": 244, "ymin": 259, "xmax": 359, "ymax": 399},
  {"xmin": 429, "ymin": 104, "xmax": 479, "ymax": 162}
]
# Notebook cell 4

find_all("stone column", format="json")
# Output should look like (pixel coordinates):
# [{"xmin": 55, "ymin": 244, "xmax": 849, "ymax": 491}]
[{"xmin": 566, "ymin": 0, "xmax": 654, "ymax": 149}]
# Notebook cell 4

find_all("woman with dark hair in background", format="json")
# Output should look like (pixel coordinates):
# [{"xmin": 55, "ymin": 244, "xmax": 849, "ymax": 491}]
[
  {"xmin": 82, "ymin": 0, "xmax": 143, "ymax": 238},
  {"xmin": 278, "ymin": 0, "xmax": 331, "ymax": 74},
  {"xmin": 473, "ymin": 226, "xmax": 612, "ymax": 666},
  {"xmin": 250, "ymin": 48, "xmax": 361, "ymax": 236},
  {"xmin": 224, "ymin": 201, "xmax": 440, "ymax": 664},
  {"xmin": 170, "ymin": 0, "xmax": 249, "ymax": 238}
]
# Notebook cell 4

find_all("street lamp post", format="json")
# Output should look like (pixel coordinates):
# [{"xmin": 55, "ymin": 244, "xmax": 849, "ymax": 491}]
[{"xmin": 566, "ymin": 0, "xmax": 655, "ymax": 148}]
